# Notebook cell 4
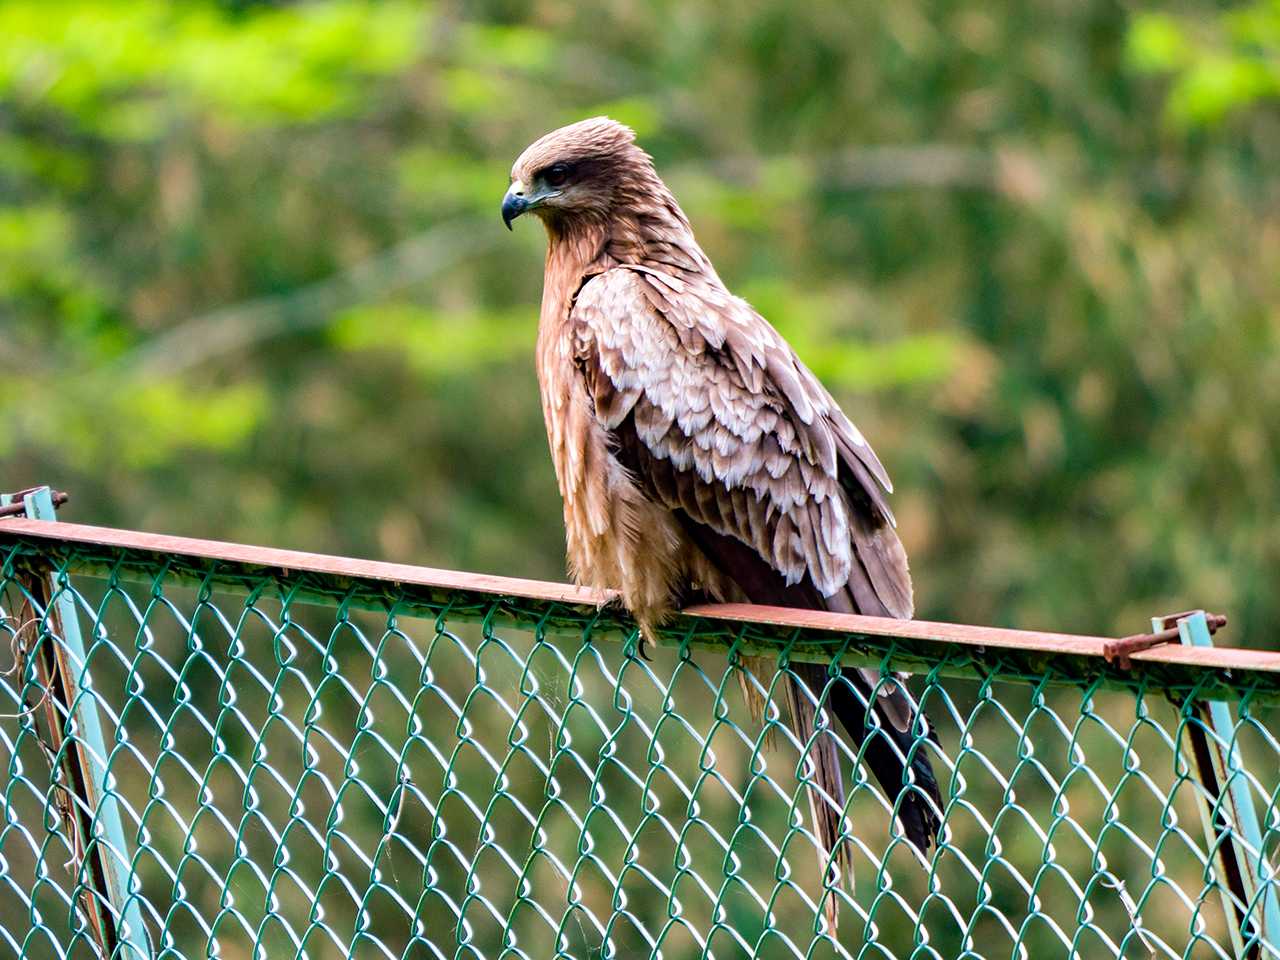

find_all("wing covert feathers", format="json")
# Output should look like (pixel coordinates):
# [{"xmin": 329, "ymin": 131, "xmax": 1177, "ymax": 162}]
[{"xmin": 570, "ymin": 267, "xmax": 912, "ymax": 615}]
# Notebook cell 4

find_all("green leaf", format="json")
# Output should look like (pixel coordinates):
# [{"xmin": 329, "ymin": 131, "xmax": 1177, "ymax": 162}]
[{"xmin": 1127, "ymin": 14, "xmax": 1192, "ymax": 72}]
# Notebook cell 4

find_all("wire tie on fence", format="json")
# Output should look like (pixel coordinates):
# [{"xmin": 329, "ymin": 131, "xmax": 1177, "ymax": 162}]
[
  {"xmin": 379, "ymin": 771, "xmax": 415, "ymax": 887},
  {"xmin": 0, "ymin": 611, "xmax": 55, "ymax": 720},
  {"xmin": 1098, "ymin": 872, "xmax": 1158, "ymax": 956},
  {"xmin": 0, "ymin": 611, "xmax": 35, "ymax": 679}
]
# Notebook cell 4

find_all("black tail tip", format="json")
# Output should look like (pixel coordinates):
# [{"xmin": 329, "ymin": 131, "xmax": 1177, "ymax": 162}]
[{"xmin": 899, "ymin": 796, "xmax": 943, "ymax": 855}]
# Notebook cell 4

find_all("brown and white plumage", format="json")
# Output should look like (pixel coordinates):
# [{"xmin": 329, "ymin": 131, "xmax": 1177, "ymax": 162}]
[{"xmin": 503, "ymin": 117, "xmax": 942, "ymax": 920}]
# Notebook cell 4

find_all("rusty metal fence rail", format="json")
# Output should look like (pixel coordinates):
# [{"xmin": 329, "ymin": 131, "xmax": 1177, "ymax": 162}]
[{"xmin": 0, "ymin": 489, "xmax": 1278, "ymax": 959}]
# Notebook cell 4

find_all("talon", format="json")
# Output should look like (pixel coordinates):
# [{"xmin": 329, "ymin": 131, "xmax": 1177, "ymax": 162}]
[{"xmin": 595, "ymin": 592, "xmax": 625, "ymax": 614}]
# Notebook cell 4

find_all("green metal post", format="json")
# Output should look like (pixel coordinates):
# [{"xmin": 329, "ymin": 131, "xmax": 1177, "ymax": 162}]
[
  {"xmin": 4, "ymin": 486, "xmax": 152, "ymax": 958},
  {"xmin": 1172, "ymin": 611, "xmax": 1279, "ymax": 958}
]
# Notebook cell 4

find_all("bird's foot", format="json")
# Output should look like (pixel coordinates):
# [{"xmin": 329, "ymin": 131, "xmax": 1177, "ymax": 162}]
[{"xmin": 595, "ymin": 591, "xmax": 626, "ymax": 614}]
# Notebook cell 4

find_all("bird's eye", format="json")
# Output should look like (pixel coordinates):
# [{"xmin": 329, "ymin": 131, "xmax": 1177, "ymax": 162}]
[{"xmin": 544, "ymin": 163, "xmax": 571, "ymax": 188}]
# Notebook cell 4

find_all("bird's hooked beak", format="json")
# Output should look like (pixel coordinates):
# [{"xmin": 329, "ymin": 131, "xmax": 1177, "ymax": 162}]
[
  {"xmin": 501, "ymin": 182, "xmax": 528, "ymax": 230},
  {"xmin": 501, "ymin": 179, "xmax": 557, "ymax": 230}
]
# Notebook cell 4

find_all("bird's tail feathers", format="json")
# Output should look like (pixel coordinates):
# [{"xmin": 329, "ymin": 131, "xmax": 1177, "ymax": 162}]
[
  {"xmin": 823, "ymin": 578, "xmax": 943, "ymax": 856},
  {"xmin": 786, "ymin": 663, "xmax": 855, "ymax": 932},
  {"xmin": 830, "ymin": 674, "xmax": 943, "ymax": 856},
  {"xmin": 786, "ymin": 662, "xmax": 944, "ymax": 933}
]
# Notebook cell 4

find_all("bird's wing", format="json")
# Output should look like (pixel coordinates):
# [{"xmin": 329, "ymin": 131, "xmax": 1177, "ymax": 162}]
[
  {"xmin": 569, "ymin": 266, "xmax": 936, "ymax": 890},
  {"xmin": 571, "ymin": 265, "xmax": 912, "ymax": 620}
]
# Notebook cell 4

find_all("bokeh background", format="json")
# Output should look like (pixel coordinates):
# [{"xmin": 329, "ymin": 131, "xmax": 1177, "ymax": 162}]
[
  {"xmin": 3, "ymin": 5, "xmax": 1280, "ymax": 959},
  {"xmin": 3, "ymin": 1, "xmax": 1279, "ymax": 641}
]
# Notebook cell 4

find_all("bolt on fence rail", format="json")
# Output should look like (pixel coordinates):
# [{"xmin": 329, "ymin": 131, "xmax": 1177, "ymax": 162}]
[{"xmin": 0, "ymin": 498, "xmax": 1277, "ymax": 959}]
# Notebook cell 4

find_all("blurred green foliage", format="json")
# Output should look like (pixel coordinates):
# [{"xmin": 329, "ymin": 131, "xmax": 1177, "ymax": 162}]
[
  {"xmin": 1130, "ymin": 1, "xmax": 1280, "ymax": 127},
  {"xmin": 2, "ymin": 0, "xmax": 1279, "ymax": 650}
]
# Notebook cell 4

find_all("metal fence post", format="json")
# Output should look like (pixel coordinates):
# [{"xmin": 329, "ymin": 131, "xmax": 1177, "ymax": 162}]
[
  {"xmin": 1167, "ymin": 610, "xmax": 1280, "ymax": 959},
  {"xmin": 3, "ymin": 486, "xmax": 152, "ymax": 958}
]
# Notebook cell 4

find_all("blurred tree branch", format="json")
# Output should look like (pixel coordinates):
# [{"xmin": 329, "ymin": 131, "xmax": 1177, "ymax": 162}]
[
  {"xmin": 717, "ymin": 145, "xmax": 995, "ymax": 191},
  {"xmin": 120, "ymin": 218, "xmax": 500, "ymax": 378}
]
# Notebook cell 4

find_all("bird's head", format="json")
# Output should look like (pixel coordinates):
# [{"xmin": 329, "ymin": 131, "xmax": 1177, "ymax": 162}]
[{"xmin": 502, "ymin": 117, "xmax": 652, "ymax": 232}]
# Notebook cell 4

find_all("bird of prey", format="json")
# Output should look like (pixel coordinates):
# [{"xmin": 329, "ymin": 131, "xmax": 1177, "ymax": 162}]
[{"xmin": 502, "ymin": 117, "xmax": 942, "ymax": 918}]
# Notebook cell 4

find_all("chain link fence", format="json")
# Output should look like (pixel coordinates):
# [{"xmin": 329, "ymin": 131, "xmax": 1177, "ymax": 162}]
[{"xmin": 1, "ymin": 494, "xmax": 1277, "ymax": 959}]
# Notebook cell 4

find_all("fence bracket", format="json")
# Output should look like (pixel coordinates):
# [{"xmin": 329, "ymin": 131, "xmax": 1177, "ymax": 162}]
[
  {"xmin": 1104, "ymin": 611, "xmax": 1228, "ymax": 669},
  {"xmin": 0, "ymin": 486, "xmax": 68, "ymax": 519}
]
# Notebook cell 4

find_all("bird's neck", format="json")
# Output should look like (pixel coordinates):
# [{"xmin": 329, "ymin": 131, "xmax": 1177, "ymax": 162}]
[
  {"xmin": 543, "ymin": 216, "xmax": 613, "ymax": 284},
  {"xmin": 543, "ymin": 195, "xmax": 709, "ymax": 291}
]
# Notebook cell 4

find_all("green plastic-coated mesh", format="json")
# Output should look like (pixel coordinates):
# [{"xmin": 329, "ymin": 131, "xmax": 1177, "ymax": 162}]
[{"xmin": 0, "ymin": 528, "xmax": 1277, "ymax": 960}]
